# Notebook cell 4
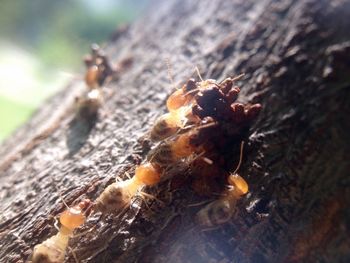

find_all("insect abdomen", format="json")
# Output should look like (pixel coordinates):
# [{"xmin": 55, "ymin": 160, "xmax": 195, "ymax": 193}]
[
  {"xmin": 148, "ymin": 143, "xmax": 174, "ymax": 168},
  {"xmin": 95, "ymin": 183, "xmax": 127, "ymax": 213},
  {"xmin": 150, "ymin": 118, "xmax": 178, "ymax": 142},
  {"xmin": 32, "ymin": 233, "xmax": 69, "ymax": 263}
]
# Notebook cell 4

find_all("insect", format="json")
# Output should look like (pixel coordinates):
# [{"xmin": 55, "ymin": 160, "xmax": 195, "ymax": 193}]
[
  {"xmin": 150, "ymin": 71, "xmax": 246, "ymax": 142},
  {"xmin": 94, "ymin": 162, "xmax": 161, "ymax": 214},
  {"xmin": 150, "ymin": 105, "xmax": 195, "ymax": 142},
  {"xmin": 83, "ymin": 43, "xmax": 117, "ymax": 89},
  {"xmin": 85, "ymin": 64, "xmax": 100, "ymax": 89},
  {"xmin": 166, "ymin": 78, "xmax": 198, "ymax": 112},
  {"xmin": 148, "ymin": 126, "xmax": 205, "ymax": 168},
  {"xmin": 93, "ymin": 67, "xmax": 261, "ymax": 227},
  {"xmin": 31, "ymin": 199, "xmax": 92, "ymax": 263},
  {"xmin": 150, "ymin": 112, "xmax": 181, "ymax": 142},
  {"xmin": 167, "ymin": 70, "xmax": 244, "ymax": 111},
  {"xmin": 77, "ymin": 43, "xmax": 121, "ymax": 119},
  {"xmin": 196, "ymin": 142, "xmax": 248, "ymax": 227},
  {"xmin": 192, "ymin": 80, "xmax": 242, "ymax": 121},
  {"xmin": 75, "ymin": 88, "xmax": 104, "ymax": 119}
]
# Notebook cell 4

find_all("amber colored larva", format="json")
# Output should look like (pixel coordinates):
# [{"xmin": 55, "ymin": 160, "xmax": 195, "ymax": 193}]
[
  {"xmin": 94, "ymin": 162, "xmax": 161, "ymax": 214},
  {"xmin": 31, "ymin": 199, "xmax": 92, "ymax": 263},
  {"xmin": 196, "ymin": 142, "xmax": 248, "ymax": 227}
]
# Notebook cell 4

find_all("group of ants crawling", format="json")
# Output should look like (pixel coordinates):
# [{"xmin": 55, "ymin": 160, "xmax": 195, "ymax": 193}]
[{"xmin": 31, "ymin": 45, "xmax": 262, "ymax": 263}]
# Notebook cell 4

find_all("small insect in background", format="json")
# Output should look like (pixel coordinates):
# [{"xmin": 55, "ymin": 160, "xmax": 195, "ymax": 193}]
[{"xmin": 76, "ymin": 44, "xmax": 119, "ymax": 119}]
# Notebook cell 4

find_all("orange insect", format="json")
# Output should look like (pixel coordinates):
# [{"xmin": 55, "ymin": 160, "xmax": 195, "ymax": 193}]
[
  {"xmin": 94, "ymin": 162, "xmax": 161, "ymax": 214},
  {"xmin": 196, "ymin": 142, "xmax": 248, "ymax": 226},
  {"xmin": 151, "ymin": 71, "xmax": 245, "ymax": 142},
  {"xmin": 148, "ymin": 128, "xmax": 203, "ymax": 169},
  {"xmin": 150, "ymin": 105, "xmax": 196, "ymax": 142},
  {"xmin": 31, "ymin": 199, "xmax": 92, "ymax": 263}
]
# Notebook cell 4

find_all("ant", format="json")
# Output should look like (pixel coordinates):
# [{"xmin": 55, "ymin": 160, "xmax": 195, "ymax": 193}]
[
  {"xmin": 83, "ymin": 43, "xmax": 116, "ymax": 89},
  {"xmin": 196, "ymin": 142, "xmax": 248, "ymax": 227},
  {"xmin": 31, "ymin": 199, "xmax": 92, "ymax": 263},
  {"xmin": 94, "ymin": 163, "xmax": 161, "ymax": 214},
  {"xmin": 76, "ymin": 44, "xmax": 116, "ymax": 119}
]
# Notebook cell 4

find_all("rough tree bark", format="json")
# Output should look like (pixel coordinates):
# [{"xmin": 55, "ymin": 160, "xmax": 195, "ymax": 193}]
[{"xmin": 0, "ymin": 0, "xmax": 350, "ymax": 262}]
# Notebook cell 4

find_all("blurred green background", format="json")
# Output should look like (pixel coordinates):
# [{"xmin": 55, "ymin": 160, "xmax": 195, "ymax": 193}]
[{"xmin": 0, "ymin": 0, "xmax": 148, "ymax": 142}]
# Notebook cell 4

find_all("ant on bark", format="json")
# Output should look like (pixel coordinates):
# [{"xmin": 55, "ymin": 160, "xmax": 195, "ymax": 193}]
[{"xmin": 31, "ymin": 199, "xmax": 92, "ymax": 263}]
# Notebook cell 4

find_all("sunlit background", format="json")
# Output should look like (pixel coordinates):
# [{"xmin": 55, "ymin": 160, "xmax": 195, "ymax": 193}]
[{"xmin": 0, "ymin": 0, "xmax": 148, "ymax": 142}]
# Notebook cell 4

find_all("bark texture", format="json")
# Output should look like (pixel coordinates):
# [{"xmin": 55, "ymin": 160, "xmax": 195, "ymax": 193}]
[{"xmin": 1, "ymin": 0, "xmax": 350, "ymax": 262}]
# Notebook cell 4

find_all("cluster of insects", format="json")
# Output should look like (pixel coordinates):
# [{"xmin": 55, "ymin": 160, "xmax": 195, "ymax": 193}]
[
  {"xmin": 148, "ymin": 71, "xmax": 261, "ymax": 226},
  {"xmin": 31, "ymin": 65, "xmax": 261, "ymax": 262},
  {"xmin": 94, "ymin": 71, "xmax": 261, "ymax": 219}
]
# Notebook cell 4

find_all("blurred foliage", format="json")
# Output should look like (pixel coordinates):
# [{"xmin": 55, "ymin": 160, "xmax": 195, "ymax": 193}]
[
  {"xmin": 0, "ymin": 97, "xmax": 33, "ymax": 138},
  {"xmin": 0, "ymin": 0, "xmax": 147, "ymax": 142},
  {"xmin": 0, "ymin": 0, "xmax": 145, "ymax": 69}
]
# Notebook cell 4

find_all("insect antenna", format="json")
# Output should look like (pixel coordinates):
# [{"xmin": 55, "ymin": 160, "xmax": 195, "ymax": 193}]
[
  {"xmin": 68, "ymin": 246, "xmax": 79, "ymax": 263},
  {"xmin": 188, "ymin": 200, "xmax": 213, "ymax": 207},
  {"xmin": 139, "ymin": 191, "xmax": 165, "ymax": 205},
  {"xmin": 181, "ymin": 120, "xmax": 217, "ymax": 131},
  {"xmin": 201, "ymin": 157, "xmax": 213, "ymax": 165},
  {"xmin": 83, "ymin": 202, "xmax": 94, "ymax": 217},
  {"xmin": 53, "ymin": 217, "xmax": 60, "ymax": 231},
  {"xmin": 183, "ymin": 88, "xmax": 200, "ymax": 96},
  {"xmin": 233, "ymin": 141, "xmax": 244, "ymax": 174},
  {"xmin": 230, "ymin": 73, "xmax": 245, "ymax": 82},
  {"xmin": 58, "ymin": 192, "xmax": 70, "ymax": 210},
  {"xmin": 165, "ymin": 58, "xmax": 176, "ymax": 90},
  {"xmin": 51, "ymin": 178, "xmax": 70, "ymax": 210},
  {"xmin": 195, "ymin": 66, "xmax": 204, "ymax": 82}
]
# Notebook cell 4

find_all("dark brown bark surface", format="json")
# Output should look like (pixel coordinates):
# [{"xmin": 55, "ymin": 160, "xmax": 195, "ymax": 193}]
[{"xmin": 1, "ymin": 0, "xmax": 350, "ymax": 262}]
